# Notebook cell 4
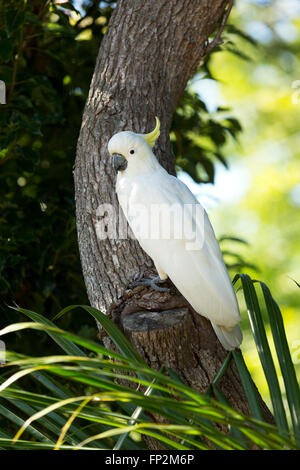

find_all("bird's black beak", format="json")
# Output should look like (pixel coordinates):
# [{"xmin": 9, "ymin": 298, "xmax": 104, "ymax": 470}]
[{"xmin": 113, "ymin": 154, "xmax": 128, "ymax": 172}]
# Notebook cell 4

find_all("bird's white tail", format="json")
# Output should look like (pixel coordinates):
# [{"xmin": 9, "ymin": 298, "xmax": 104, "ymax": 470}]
[{"xmin": 211, "ymin": 323, "xmax": 243, "ymax": 351}]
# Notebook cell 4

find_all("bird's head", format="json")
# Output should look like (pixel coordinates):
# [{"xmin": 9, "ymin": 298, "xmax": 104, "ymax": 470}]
[{"xmin": 108, "ymin": 117, "xmax": 160, "ymax": 176}]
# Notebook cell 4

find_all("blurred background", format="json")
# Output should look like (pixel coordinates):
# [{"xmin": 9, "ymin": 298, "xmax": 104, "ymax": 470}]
[
  {"xmin": 0, "ymin": 0, "xmax": 299, "ymax": 413},
  {"xmin": 188, "ymin": 0, "xmax": 300, "ymax": 407}
]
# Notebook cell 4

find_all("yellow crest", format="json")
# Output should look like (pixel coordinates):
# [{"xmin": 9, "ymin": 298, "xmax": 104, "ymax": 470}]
[{"xmin": 140, "ymin": 116, "xmax": 160, "ymax": 148}]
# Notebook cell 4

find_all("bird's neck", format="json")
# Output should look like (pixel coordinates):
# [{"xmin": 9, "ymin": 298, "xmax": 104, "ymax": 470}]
[{"xmin": 123, "ymin": 153, "xmax": 162, "ymax": 179}]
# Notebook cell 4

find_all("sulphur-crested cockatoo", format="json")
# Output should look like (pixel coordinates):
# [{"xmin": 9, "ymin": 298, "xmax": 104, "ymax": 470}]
[{"xmin": 108, "ymin": 117, "xmax": 242, "ymax": 350}]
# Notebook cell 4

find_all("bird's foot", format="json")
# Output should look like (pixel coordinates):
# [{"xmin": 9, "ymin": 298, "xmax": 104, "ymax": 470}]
[{"xmin": 128, "ymin": 276, "xmax": 170, "ymax": 292}]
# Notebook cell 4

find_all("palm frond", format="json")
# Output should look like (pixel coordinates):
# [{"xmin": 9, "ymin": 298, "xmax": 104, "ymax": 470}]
[{"xmin": 0, "ymin": 275, "xmax": 299, "ymax": 450}]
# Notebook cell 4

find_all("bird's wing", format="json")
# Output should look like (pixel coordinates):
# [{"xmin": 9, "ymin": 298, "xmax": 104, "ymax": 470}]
[
  {"xmin": 158, "ymin": 171, "xmax": 215, "ymax": 248},
  {"xmin": 133, "ymin": 170, "xmax": 241, "ymax": 327}
]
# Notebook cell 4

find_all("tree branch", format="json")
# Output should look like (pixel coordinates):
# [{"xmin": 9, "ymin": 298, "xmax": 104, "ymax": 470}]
[{"xmin": 205, "ymin": 0, "xmax": 234, "ymax": 53}]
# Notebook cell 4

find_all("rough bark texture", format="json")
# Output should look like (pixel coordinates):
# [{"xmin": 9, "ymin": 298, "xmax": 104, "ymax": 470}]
[
  {"xmin": 74, "ymin": 0, "xmax": 231, "ymax": 313},
  {"xmin": 74, "ymin": 0, "xmax": 273, "ymax": 447}
]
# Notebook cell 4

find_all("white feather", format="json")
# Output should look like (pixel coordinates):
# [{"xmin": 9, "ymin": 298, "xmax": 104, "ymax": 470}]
[{"xmin": 108, "ymin": 131, "xmax": 242, "ymax": 350}]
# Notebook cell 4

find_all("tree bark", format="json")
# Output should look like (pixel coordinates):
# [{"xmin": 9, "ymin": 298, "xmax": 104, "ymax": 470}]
[
  {"xmin": 75, "ymin": 0, "xmax": 231, "ymax": 315},
  {"xmin": 74, "ymin": 0, "xmax": 273, "ymax": 446}
]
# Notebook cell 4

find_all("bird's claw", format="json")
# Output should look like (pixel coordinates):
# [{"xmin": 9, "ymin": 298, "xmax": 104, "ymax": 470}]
[{"xmin": 128, "ymin": 276, "xmax": 170, "ymax": 292}]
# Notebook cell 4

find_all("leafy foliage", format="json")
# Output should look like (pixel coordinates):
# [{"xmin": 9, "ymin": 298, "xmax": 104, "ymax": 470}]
[
  {"xmin": 172, "ymin": 90, "xmax": 242, "ymax": 183},
  {"xmin": 0, "ymin": 0, "xmax": 113, "ymax": 337},
  {"xmin": 0, "ymin": 275, "xmax": 299, "ymax": 450},
  {"xmin": 0, "ymin": 0, "xmax": 243, "ymax": 337}
]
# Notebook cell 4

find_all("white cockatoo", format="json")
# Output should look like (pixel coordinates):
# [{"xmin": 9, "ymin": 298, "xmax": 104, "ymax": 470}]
[{"xmin": 108, "ymin": 117, "xmax": 242, "ymax": 350}]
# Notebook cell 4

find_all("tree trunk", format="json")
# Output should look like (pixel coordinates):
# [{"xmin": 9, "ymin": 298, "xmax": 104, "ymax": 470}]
[{"xmin": 74, "ymin": 0, "xmax": 273, "ymax": 446}]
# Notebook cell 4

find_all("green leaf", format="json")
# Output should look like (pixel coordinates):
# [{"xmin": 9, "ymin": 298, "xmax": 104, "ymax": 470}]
[
  {"xmin": 53, "ymin": 305, "xmax": 146, "ymax": 364},
  {"xmin": 113, "ymin": 379, "xmax": 155, "ymax": 450},
  {"xmin": 5, "ymin": 7, "xmax": 25, "ymax": 37},
  {"xmin": 232, "ymin": 349, "xmax": 264, "ymax": 422},
  {"xmin": 0, "ymin": 39, "xmax": 13, "ymax": 62},
  {"xmin": 218, "ymin": 235, "xmax": 249, "ymax": 245},
  {"xmin": 238, "ymin": 274, "xmax": 289, "ymax": 436},
  {"xmin": 11, "ymin": 306, "xmax": 87, "ymax": 357},
  {"xmin": 0, "ymin": 438, "xmax": 98, "ymax": 450},
  {"xmin": 0, "ymin": 402, "xmax": 53, "ymax": 443},
  {"xmin": 259, "ymin": 282, "xmax": 300, "ymax": 445},
  {"xmin": 212, "ymin": 385, "xmax": 249, "ymax": 449}
]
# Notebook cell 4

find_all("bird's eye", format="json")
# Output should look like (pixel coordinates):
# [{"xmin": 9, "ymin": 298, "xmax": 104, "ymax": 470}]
[{"xmin": 129, "ymin": 149, "xmax": 135, "ymax": 154}]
